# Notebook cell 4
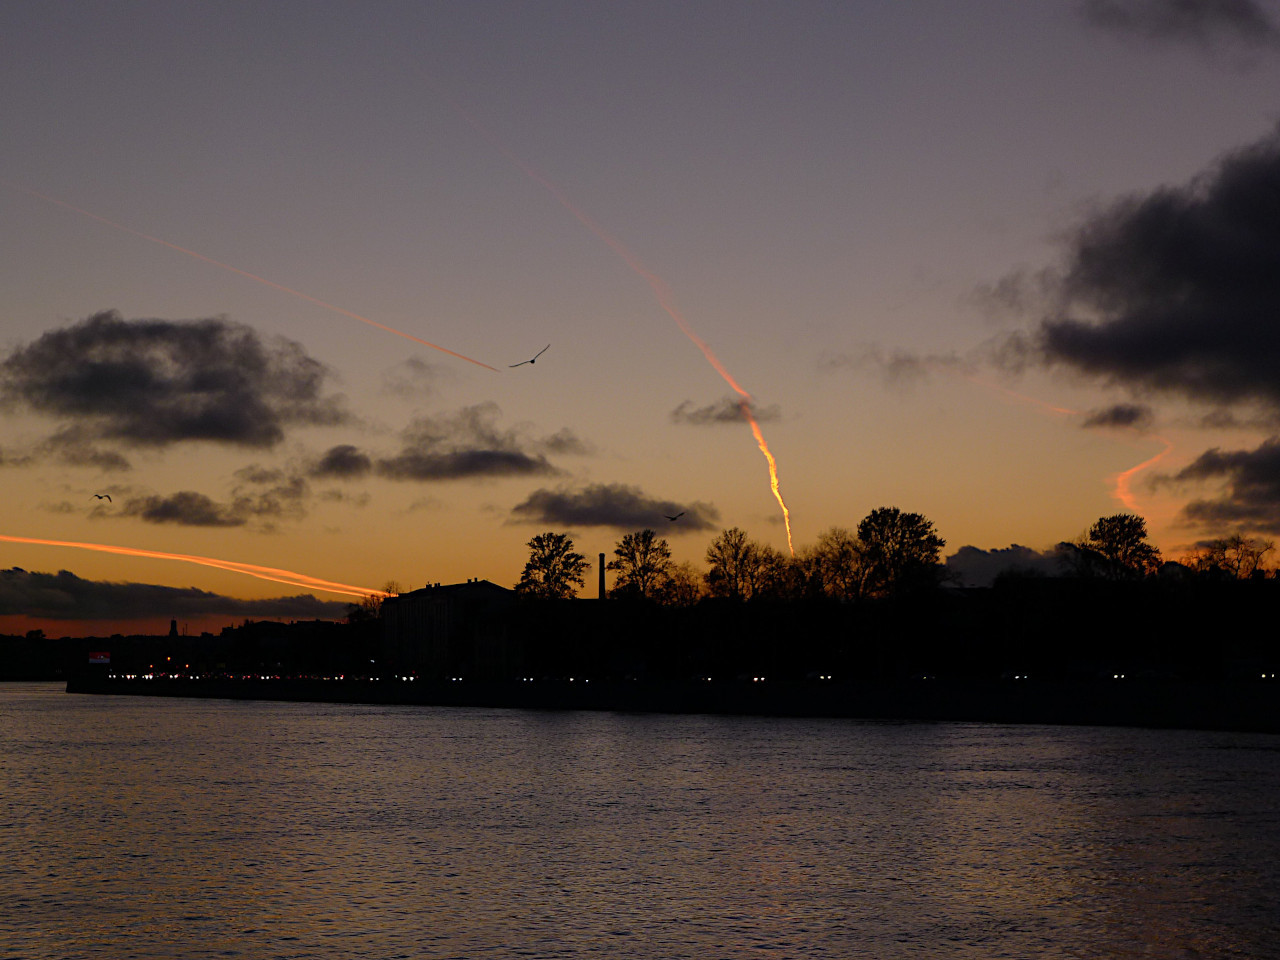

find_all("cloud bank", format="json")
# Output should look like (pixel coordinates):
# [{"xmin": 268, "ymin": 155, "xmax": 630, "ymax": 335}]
[
  {"xmin": 0, "ymin": 567, "xmax": 348, "ymax": 621},
  {"xmin": 1007, "ymin": 128, "xmax": 1280, "ymax": 533},
  {"xmin": 1027, "ymin": 129, "xmax": 1280, "ymax": 412},
  {"xmin": 670, "ymin": 396, "xmax": 781, "ymax": 426},
  {"xmin": 376, "ymin": 403, "xmax": 559, "ymax": 481},
  {"xmin": 821, "ymin": 345, "xmax": 971, "ymax": 386},
  {"xmin": 1164, "ymin": 438, "xmax": 1280, "ymax": 531},
  {"xmin": 1080, "ymin": 0, "xmax": 1280, "ymax": 50},
  {"xmin": 0, "ymin": 311, "xmax": 347, "ymax": 457},
  {"xmin": 1081, "ymin": 403, "xmax": 1155, "ymax": 430},
  {"xmin": 311, "ymin": 444, "xmax": 374, "ymax": 480},
  {"xmin": 510, "ymin": 483, "xmax": 720, "ymax": 531},
  {"xmin": 114, "ymin": 476, "xmax": 310, "ymax": 529},
  {"xmin": 945, "ymin": 545, "xmax": 1065, "ymax": 588}
]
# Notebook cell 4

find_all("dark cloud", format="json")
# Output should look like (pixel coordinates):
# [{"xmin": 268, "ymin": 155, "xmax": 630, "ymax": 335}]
[
  {"xmin": 0, "ymin": 310, "xmax": 347, "ymax": 453},
  {"xmin": 510, "ymin": 483, "xmax": 719, "ymax": 531},
  {"xmin": 380, "ymin": 357, "xmax": 441, "ymax": 400},
  {"xmin": 0, "ymin": 566, "xmax": 347, "ymax": 621},
  {"xmin": 376, "ymin": 403, "xmax": 557, "ymax": 481},
  {"xmin": 536, "ymin": 428, "xmax": 595, "ymax": 455},
  {"xmin": 40, "ymin": 426, "xmax": 132, "ymax": 471},
  {"xmin": 1200, "ymin": 409, "xmax": 1249, "ymax": 429},
  {"xmin": 1164, "ymin": 436, "xmax": 1280, "ymax": 531},
  {"xmin": 821, "ymin": 346, "xmax": 970, "ymax": 385},
  {"xmin": 670, "ymin": 396, "xmax": 781, "ymax": 426},
  {"xmin": 1080, "ymin": 0, "xmax": 1280, "ymax": 49},
  {"xmin": 56, "ymin": 446, "xmax": 132, "ymax": 471},
  {"xmin": 318, "ymin": 489, "xmax": 371, "ymax": 507},
  {"xmin": 233, "ymin": 464, "xmax": 283, "ymax": 485},
  {"xmin": 1026, "ymin": 129, "xmax": 1280, "ymax": 414},
  {"xmin": 228, "ymin": 472, "xmax": 308, "ymax": 525},
  {"xmin": 311, "ymin": 444, "xmax": 373, "ymax": 479},
  {"xmin": 116, "ymin": 475, "xmax": 308, "ymax": 528},
  {"xmin": 0, "ymin": 447, "xmax": 34, "ymax": 468},
  {"xmin": 945, "ymin": 545, "xmax": 1065, "ymax": 588},
  {"xmin": 119, "ymin": 492, "xmax": 246, "ymax": 527},
  {"xmin": 971, "ymin": 268, "xmax": 1059, "ymax": 322},
  {"xmin": 1081, "ymin": 403, "xmax": 1155, "ymax": 429}
]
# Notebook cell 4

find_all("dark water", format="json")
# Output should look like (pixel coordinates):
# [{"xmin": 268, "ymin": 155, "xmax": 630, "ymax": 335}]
[{"xmin": 3, "ymin": 684, "xmax": 1280, "ymax": 959}]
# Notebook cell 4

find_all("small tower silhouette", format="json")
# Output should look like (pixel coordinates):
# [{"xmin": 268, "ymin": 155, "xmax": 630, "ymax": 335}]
[{"xmin": 168, "ymin": 619, "xmax": 179, "ymax": 638}]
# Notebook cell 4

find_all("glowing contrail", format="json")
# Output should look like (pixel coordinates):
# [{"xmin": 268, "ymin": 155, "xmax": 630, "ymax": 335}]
[
  {"xmin": 960, "ymin": 373, "xmax": 1078, "ymax": 417},
  {"xmin": 444, "ymin": 100, "xmax": 794, "ymax": 552},
  {"xmin": 967, "ymin": 372, "xmax": 1172, "ymax": 513},
  {"xmin": 0, "ymin": 533, "xmax": 391, "ymax": 599},
  {"xmin": 948, "ymin": 366, "xmax": 1171, "ymax": 514},
  {"xmin": 1112, "ymin": 437, "xmax": 1173, "ymax": 513},
  {"xmin": 3, "ymin": 181, "xmax": 500, "ymax": 372},
  {"xmin": 965, "ymin": 375, "xmax": 1172, "ymax": 515}
]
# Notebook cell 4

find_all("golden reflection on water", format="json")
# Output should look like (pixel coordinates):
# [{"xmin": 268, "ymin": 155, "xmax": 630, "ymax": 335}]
[{"xmin": 3, "ymin": 686, "xmax": 1279, "ymax": 959}]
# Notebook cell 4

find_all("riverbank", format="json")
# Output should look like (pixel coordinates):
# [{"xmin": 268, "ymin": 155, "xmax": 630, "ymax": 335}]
[{"xmin": 64, "ymin": 675, "xmax": 1280, "ymax": 733}]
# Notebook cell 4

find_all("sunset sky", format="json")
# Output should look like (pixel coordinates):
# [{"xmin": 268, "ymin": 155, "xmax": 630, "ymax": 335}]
[{"xmin": 4, "ymin": 0, "xmax": 1280, "ymax": 635}]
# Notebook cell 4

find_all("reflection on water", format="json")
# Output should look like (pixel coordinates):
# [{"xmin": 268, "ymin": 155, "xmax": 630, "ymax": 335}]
[{"xmin": 3, "ymin": 683, "xmax": 1279, "ymax": 959}]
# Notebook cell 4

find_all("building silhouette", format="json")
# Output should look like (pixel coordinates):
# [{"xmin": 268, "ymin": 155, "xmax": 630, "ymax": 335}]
[{"xmin": 380, "ymin": 579, "xmax": 515, "ymax": 679}]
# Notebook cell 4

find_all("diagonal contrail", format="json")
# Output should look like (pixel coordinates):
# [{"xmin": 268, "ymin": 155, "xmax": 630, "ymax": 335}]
[
  {"xmin": 442, "ymin": 97, "xmax": 795, "ymax": 553},
  {"xmin": 3, "ymin": 180, "xmax": 500, "ymax": 372},
  {"xmin": 0, "ymin": 533, "xmax": 392, "ymax": 599}
]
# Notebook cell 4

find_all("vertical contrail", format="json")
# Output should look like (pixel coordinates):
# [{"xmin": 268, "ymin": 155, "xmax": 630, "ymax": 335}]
[
  {"xmin": 445, "ymin": 99, "xmax": 794, "ymax": 553},
  {"xmin": 3, "ymin": 181, "xmax": 500, "ymax": 372},
  {"xmin": 0, "ymin": 533, "xmax": 392, "ymax": 599}
]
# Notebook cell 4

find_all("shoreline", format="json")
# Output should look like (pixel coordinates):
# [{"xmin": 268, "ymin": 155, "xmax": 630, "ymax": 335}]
[{"xmin": 64, "ymin": 675, "xmax": 1280, "ymax": 734}]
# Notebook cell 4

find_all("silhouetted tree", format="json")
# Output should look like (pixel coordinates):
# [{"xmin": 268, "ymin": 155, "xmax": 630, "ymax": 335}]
[
  {"xmin": 1184, "ymin": 534, "xmax": 1273, "ymax": 579},
  {"xmin": 705, "ymin": 527, "xmax": 770, "ymax": 600},
  {"xmin": 608, "ymin": 529, "xmax": 673, "ymax": 600},
  {"xmin": 517, "ymin": 532, "xmax": 589, "ymax": 599},
  {"xmin": 346, "ymin": 580, "xmax": 402, "ymax": 623},
  {"xmin": 1066, "ymin": 513, "xmax": 1161, "ymax": 580},
  {"xmin": 658, "ymin": 561, "xmax": 706, "ymax": 607},
  {"xmin": 811, "ymin": 526, "xmax": 867, "ymax": 600},
  {"xmin": 755, "ymin": 545, "xmax": 809, "ymax": 601},
  {"xmin": 856, "ymin": 507, "xmax": 946, "ymax": 598}
]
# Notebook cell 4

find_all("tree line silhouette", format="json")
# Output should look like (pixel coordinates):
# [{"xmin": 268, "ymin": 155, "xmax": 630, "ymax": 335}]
[
  {"xmin": 516, "ymin": 506, "xmax": 949, "ymax": 603},
  {"xmin": 7, "ymin": 507, "xmax": 1278, "ymax": 686},
  {"xmin": 495, "ymin": 508, "xmax": 1279, "ymax": 685},
  {"xmin": 515, "ymin": 508, "xmax": 1277, "ymax": 605}
]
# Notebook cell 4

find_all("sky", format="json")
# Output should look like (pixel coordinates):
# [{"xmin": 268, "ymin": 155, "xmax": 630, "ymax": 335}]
[{"xmin": 4, "ymin": 0, "xmax": 1280, "ymax": 635}]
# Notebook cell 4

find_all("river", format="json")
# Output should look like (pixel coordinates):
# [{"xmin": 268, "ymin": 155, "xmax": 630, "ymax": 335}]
[{"xmin": 3, "ymin": 683, "xmax": 1279, "ymax": 958}]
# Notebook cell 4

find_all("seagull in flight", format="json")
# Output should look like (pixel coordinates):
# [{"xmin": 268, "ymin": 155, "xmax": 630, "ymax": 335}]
[
  {"xmin": 91, "ymin": 493, "xmax": 112, "ymax": 502},
  {"xmin": 510, "ymin": 344, "xmax": 550, "ymax": 368},
  {"xmin": 664, "ymin": 511, "xmax": 684, "ymax": 521}
]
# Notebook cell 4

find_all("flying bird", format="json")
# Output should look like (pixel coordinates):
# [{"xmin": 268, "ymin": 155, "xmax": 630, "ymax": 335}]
[
  {"xmin": 664, "ymin": 512, "xmax": 684, "ymax": 521},
  {"xmin": 91, "ymin": 493, "xmax": 112, "ymax": 502},
  {"xmin": 510, "ymin": 344, "xmax": 550, "ymax": 368}
]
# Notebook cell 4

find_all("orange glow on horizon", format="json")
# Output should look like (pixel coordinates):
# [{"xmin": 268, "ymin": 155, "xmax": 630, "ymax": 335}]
[
  {"xmin": 0, "ymin": 533, "xmax": 392, "ymax": 599},
  {"xmin": 5, "ymin": 181, "xmax": 500, "ymax": 372},
  {"xmin": 445, "ymin": 97, "xmax": 795, "ymax": 554}
]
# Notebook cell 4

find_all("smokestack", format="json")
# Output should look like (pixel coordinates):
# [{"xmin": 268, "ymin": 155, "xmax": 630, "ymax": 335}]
[{"xmin": 599, "ymin": 553, "xmax": 606, "ymax": 600}]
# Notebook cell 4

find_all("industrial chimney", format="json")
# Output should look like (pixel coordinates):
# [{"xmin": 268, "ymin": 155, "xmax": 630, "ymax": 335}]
[{"xmin": 598, "ymin": 552, "xmax": 606, "ymax": 599}]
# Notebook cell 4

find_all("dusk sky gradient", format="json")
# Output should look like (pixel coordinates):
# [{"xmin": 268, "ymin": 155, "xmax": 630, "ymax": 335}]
[{"xmin": 5, "ymin": 0, "xmax": 1280, "ymax": 634}]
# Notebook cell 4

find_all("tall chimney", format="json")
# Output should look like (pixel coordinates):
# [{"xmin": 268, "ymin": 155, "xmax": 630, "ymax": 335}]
[{"xmin": 598, "ymin": 553, "xmax": 606, "ymax": 599}]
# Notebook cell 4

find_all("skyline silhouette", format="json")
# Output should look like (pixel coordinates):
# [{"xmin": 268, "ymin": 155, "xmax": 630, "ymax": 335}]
[{"xmin": 5, "ymin": 3, "xmax": 1280, "ymax": 633}]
